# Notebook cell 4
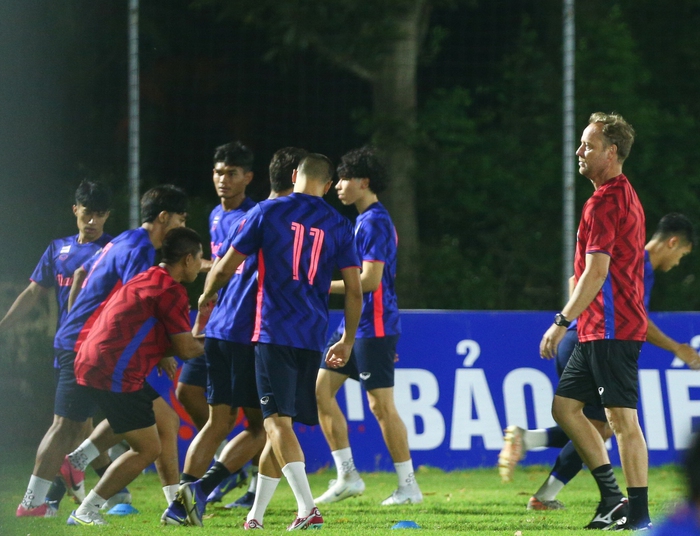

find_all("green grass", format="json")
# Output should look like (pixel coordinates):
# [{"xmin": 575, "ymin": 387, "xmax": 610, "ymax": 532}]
[{"xmin": 0, "ymin": 450, "xmax": 686, "ymax": 535}]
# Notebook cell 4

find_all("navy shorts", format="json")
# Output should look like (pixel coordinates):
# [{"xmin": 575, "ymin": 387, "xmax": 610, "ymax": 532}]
[
  {"xmin": 557, "ymin": 339, "xmax": 642, "ymax": 410},
  {"xmin": 54, "ymin": 349, "xmax": 96, "ymax": 422},
  {"xmin": 178, "ymin": 354, "xmax": 208, "ymax": 389},
  {"xmin": 555, "ymin": 330, "xmax": 606, "ymax": 422},
  {"xmin": 84, "ymin": 385, "xmax": 157, "ymax": 434},
  {"xmin": 320, "ymin": 331, "xmax": 399, "ymax": 391},
  {"xmin": 205, "ymin": 338, "xmax": 259, "ymax": 408},
  {"xmin": 255, "ymin": 343, "xmax": 320, "ymax": 426}
]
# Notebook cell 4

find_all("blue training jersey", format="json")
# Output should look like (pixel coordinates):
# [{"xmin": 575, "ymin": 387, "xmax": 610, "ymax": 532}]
[
  {"xmin": 30, "ymin": 233, "xmax": 112, "ymax": 332},
  {"xmin": 336, "ymin": 202, "xmax": 400, "ymax": 338},
  {"xmin": 54, "ymin": 227, "xmax": 156, "ymax": 352},
  {"xmin": 205, "ymin": 198, "xmax": 258, "ymax": 344},
  {"xmin": 232, "ymin": 193, "xmax": 360, "ymax": 352}
]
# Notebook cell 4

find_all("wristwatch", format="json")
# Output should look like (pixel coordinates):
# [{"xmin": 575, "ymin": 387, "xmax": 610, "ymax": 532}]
[{"xmin": 554, "ymin": 313, "xmax": 571, "ymax": 328}]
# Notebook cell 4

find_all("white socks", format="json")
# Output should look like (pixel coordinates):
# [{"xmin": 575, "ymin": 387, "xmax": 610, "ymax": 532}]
[
  {"xmin": 22, "ymin": 475, "xmax": 52, "ymax": 508},
  {"xmin": 76, "ymin": 490, "xmax": 106, "ymax": 516},
  {"xmin": 163, "ymin": 484, "xmax": 179, "ymax": 504},
  {"xmin": 331, "ymin": 447, "xmax": 359, "ymax": 482},
  {"xmin": 535, "ymin": 474, "xmax": 566, "ymax": 501},
  {"xmin": 282, "ymin": 462, "xmax": 315, "ymax": 518},
  {"xmin": 247, "ymin": 474, "xmax": 280, "ymax": 524},
  {"xmin": 394, "ymin": 459, "xmax": 418, "ymax": 490},
  {"xmin": 523, "ymin": 429, "xmax": 549, "ymax": 451},
  {"xmin": 69, "ymin": 439, "xmax": 100, "ymax": 472}
]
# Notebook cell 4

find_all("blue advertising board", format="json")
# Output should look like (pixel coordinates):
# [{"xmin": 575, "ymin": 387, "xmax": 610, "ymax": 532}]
[{"xmin": 148, "ymin": 310, "xmax": 700, "ymax": 472}]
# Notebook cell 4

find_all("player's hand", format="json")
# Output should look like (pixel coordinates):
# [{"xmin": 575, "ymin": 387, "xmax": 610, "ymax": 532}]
[
  {"xmin": 157, "ymin": 356, "xmax": 178, "ymax": 380},
  {"xmin": 325, "ymin": 340, "xmax": 353, "ymax": 369},
  {"xmin": 198, "ymin": 294, "xmax": 217, "ymax": 314},
  {"xmin": 540, "ymin": 324, "xmax": 567, "ymax": 359},
  {"xmin": 675, "ymin": 343, "xmax": 700, "ymax": 370}
]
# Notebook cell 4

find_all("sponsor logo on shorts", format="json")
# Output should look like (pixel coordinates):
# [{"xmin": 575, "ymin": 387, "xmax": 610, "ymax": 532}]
[
  {"xmin": 260, "ymin": 396, "xmax": 269, "ymax": 405},
  {"xmin": 360, "ymin": 372, "xmax": 371, "ymax": 380},
  {"xmin": 598, "ymin": 387, "xmax": 604, "ymax": 395}
]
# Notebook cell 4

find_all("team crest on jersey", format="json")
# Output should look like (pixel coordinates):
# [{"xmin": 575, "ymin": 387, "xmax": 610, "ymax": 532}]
[
  {"xmin": 59, "ymin": 245, "xmax": 71, "ymax": 260},
  {"xmin": 212, "ymin": 216, "xmax": 220, "ymax": 232}
]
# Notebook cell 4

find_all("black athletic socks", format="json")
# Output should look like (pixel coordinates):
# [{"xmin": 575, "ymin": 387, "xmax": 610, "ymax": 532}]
[{"xmin": 591, "ymin": 464, "xmax": 623, "ymax": 501}]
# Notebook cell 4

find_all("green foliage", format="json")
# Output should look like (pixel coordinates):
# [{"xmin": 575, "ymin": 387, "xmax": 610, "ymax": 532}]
[
  {"xmin": 197, "ymin": 0, "xmax": 423, "ymax": 78},
  {"xmin": 417, "ymin": 1, "xmax": 700, "ymax": 310}
]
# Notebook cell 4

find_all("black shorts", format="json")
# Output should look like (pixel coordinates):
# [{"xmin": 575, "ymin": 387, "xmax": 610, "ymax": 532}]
[
  {"xmin": 205, "ymin": 338, "xmax": 259, "ymax": 409},
  {"xmin": 178, "ymin": 354, "xmax": 208, "ymax": 389},
  {"xmin": 54, "ymin": 349, "xmax": 96, "ymax": 422},
  {"xmin": 255, "ymin": 343, "xmax": 320, "ymax": 426},
  {"xmin": 557, "ymin": 339, "xmax": 642, "ymax": 410},
  {"xmin": 85, "ymin": 385, "xmax": 157, "ymax": 434},
  {"xmin": 320, "ymin": 331, "xmax": 398, "ymax": 391},
  {"xmin": 555, "ymin": 331, "xmax": 606, "ymax": 422}
]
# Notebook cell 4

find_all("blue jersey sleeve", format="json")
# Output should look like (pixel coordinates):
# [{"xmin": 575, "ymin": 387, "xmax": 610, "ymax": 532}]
[
  {"xmin": 231, "ymin": 204, "xmax": 264, "ymax": 257},
  {"xmin": 30, "ymin": 243, "xmax": 56, "ymax": 288},
  {"xmin": 357, "ymin": 217, "xmax": 393, "ymax": 263},
  {"xmin": 336, "ymin": 220, "xmax": 361, "ymax": 270}
]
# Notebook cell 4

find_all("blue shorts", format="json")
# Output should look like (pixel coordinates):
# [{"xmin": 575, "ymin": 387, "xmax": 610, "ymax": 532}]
[
  {"xmin": 320, "ymin": 331, "xmax": 399, "ymax": 391},
  {"xmin": 255, "ymin": 343, "xmax": 320, "ymax": 426},
  {"xmin": 179, "ymin": 354, "xmax": 208, "ymax": 389},
  {"xmin": 205, "ymin": 338, "xmax": 259, "ymax": 409},
  {"xmin": 54, "ymin": 349, "xmax": 96, "ymax": 422}
]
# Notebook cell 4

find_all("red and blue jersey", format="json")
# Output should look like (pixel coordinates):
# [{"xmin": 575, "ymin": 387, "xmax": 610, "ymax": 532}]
[
  {"xmin": 30, "ymin": 233, "xmax": 112, "ymax": 332},
  {"xmin": 205, "ymin": 197, "xmax": 258, "ymax": 344},
  {"xmin": 74, "ymin": 266, "xmax": 192, "ymax": 393},
  {"xmin": 54, "ymin": 228, "xmax": 156, "ymax": 352},
  {"xmin": 575, "ymin": 174, "xmax": 647, "ymax": 342},
  {"xmin": 231, "ymin": 193, "xmax": 360, "ymax": 352},
  {"xmin": 336, "ymin": 202, "xmax": 400, "ymax": 338}
]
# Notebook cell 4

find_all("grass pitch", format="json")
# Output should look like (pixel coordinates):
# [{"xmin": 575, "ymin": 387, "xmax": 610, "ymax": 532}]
[{"xmin": 0, "ymin": 450, "xmax": 685, "ymax": 535}]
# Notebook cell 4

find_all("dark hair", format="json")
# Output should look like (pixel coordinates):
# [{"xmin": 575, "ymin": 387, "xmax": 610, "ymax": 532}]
[
  {"xmin": 337, "ymin": 145, "xmax": 389, "ymax": 194},
  {"xmin": 160, "ymin": 227, "xmax": 202, "ymax": 265},
  {"xmin": 653, "ymin": 213, "xmax": 696, "ymax": 247},
  {"xmin": 588, "ymin": 112, "xmax": 636, "ymax": 163},
  {"xmin": 213, "ymin": 141, "xmax": 254, "ymax": 172},
  {"xmin": 297, "ymin": 153, "xmax": 333, "ymax": 183},
  {"xmin": 140, "ymin": 185, "xmax": 188, "ymax": 224},
  {"xmin": 75, "ymin": 180, "xmax": 112, "ymax": 212},
  {"xmin": 269, "ymin": 147, "xmax": 308, "ymax": 193}
]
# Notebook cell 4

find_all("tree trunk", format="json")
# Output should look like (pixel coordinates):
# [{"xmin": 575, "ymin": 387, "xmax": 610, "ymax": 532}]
[{"xmin": 371, "ymin": 0, "xmax": 429, "ymax": 307}]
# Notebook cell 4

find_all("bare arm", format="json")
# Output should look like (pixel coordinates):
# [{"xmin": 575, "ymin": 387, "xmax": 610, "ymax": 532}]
[
  {"xmin": 540, "ymin": 253, "xmax": 610, "ymax": 358},
  {"xmin": 325, "ymin": 267, "xmax": 363, "ymax": 368},
  {"xmin": 168, "ymin": 332, "xmax": 205, "ymax": 360},
  {"xmin": 199, "ymin": 258, "xmax": 214, "ymax": 273},
  {"xmin": 329, "ymin": 260, "xmax": 384, "ymax": 295},
  {"xmin": 647, "ymin": 318, "xmax": 700, "ymax": 369},
  {"xmin": 0, "ymin": 282, "xmax": 48, "ymax": 332},
  {"xmin": 67, "ymin": 266, "xmax": 88, "ymax": 312},
  {"xmin": 198, "ymin": 247, "xmax": 247, "ymax": 310}
]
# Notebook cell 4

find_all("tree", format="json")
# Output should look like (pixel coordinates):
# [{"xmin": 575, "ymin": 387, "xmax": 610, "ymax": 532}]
[{"xmin": 200, "ymin": 0, "xmax": 435, "ymax": 305}]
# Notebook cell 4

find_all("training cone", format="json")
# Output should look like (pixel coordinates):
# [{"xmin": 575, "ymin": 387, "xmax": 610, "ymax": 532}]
[
  {"xmin": 106, "ymin": 503, "xmax": 139, "ymax": 516},
  {"xmin": 392, "ymin": 520, "xmax": 421, "ymax": 529}
]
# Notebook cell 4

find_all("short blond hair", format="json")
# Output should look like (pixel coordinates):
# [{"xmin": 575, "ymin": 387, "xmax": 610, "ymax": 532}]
[{"xmin": 589, "ymin": 112, "xmax": 636, "ymax": 162}]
